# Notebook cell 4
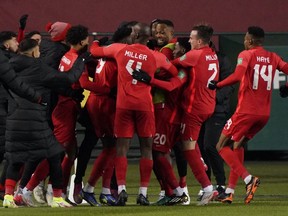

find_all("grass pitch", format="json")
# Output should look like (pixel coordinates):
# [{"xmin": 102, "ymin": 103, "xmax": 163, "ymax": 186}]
[{"xmin": 0, "ymin": 160, "xmax": 287, "ymax": 216}]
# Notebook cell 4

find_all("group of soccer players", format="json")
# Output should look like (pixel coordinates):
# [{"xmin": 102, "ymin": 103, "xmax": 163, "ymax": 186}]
[{"xmin": 1, "ymin": 15, "xmax": 288, "ymax": 208}]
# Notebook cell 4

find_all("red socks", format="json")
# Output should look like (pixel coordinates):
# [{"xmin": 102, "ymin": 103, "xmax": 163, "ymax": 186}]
[
  {"xmin": 26, "ymin": 160, "xmax": 49, "ymax": 191},
  {"xmin": 183, "ymin": 149, "xmax": 211, "ymax": 188},
  {"xmin": 61, "ymin": 156, "xmax": 74, "ymax": 193},
  {"xmin": 139, "ymin": 158, "xmax": 153, "ymax": 187},
  {"xmin": 5, "ymin": 179, "xmax": 17, "ymax": 195},
  {"xmin": 115, "ymin": 156, "xmax": 128, "ymax": 185},
  {"xmin": 219, "ymin": 146, "xmax": 249, "ymax": 180}
]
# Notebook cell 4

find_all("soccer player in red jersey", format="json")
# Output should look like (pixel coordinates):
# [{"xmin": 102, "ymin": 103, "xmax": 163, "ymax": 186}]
[
  {"xmin": 134, "ymin": 24, "xmax": 219, "ymax": 206},
  {"xmin": 74, "ymin": 22, "xmax": 139, "ymax": 206},
  {"xmin": 90, "ymin": 22, "xmax": 178, "ymax": 206},
  {"xmin": 172, "ymin": 24, "xmax": 219, "ymax": 205},
  {"xmin": 208, "ymin": 26, "xmax": 288, "ymax": 204}
]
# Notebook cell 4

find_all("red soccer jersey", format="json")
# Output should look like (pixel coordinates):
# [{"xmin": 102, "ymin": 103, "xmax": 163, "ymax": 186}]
[
  {"xmin": 218, "ymin": 46, "xmax": 288, "ymax": 116},
  {"xmin": 90, "ymin": 42, "xmax": 178, "ymax": 111},
  {"xmin": 173, "ymin": 46, "xmax": 219, "ymax": 114},
  {"xmin": 79, "ymin": 58, "xmax": 117, "ymax": 95}
]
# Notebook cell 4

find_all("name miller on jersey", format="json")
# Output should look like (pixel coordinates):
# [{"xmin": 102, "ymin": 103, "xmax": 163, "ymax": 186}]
[
  {"xmin": 205, "ymin": 54, "xmax": 217, "ymax": 61},
  {"xmin": 124, "ymin": 50, "xmax": 148, "ymax": 61}
]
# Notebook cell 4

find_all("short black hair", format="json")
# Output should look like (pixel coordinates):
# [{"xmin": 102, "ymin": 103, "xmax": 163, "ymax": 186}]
[
  {"xmin": 66, "ymin": 25, "xmax": 89, "ymax": 45},
  {"xmin": 192, "ymin": 24, "xmax": 214, "ymax": 44},
  {"xmin": 177, "ymin": 37, "xmax": 191, "ymax": 53},
  {"xmin": 248, "ymin": 26, "xmax": 265, "ymax": 44},
  {"xmin": 112, "ymin": 24, "xmax": 132, "ymax": 43},
  {"xmin": 158, "ymin": 19, "xmax": 174, "ymax": 28},
  {"xmin": 25, "ymin": 31, "xmax": 41, "ymax": 39},
  {"xmin": 19, "ymin": 38, "xmax": 38, "ymax": 52},
  {"xmin": 0, "ymin": 31, "xmax": 17, "ymax": 44}
]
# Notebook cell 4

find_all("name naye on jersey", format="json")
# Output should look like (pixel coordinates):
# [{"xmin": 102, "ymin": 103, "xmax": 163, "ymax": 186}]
[
  {"xmin": 205, "ymin": 54, "xmax": 217, "ymax": 61},
  {"xmin": 257, "ymin": 56, "xmax": 270, "ymax": 63},
  {"xmin": 124, "ymin": 50, "xmax": 148, "ymax": 61}
]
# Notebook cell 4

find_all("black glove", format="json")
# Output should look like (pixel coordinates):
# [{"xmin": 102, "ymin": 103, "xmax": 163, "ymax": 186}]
[
  {"xmin": 132, "ymin": 69, "xmax": 151, "ymax": 84},
  {"xmin": 79, "ymin": 51, "xmax": 93, "ymax": 63},
  {"xmin": 98, "ymin": 37, "xmax": 109, "ymax": 46},
  {"xmin": 279, "ymin": 84, "xmax": 288, "ymax": 98},
  {"xmin": 208, "ymin": 80, "xmax": 218, "ymax": 90},
  {"xmin": 70, "ymin": 89, "xmax": 85, "ymax": 102},
  {"xmin": 19, "ymin": 14, "xmax": 29, "ymax": 30}
]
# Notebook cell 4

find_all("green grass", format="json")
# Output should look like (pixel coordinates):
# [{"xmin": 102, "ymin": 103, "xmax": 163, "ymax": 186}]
[{"xmin": 1, "ymin": 161, "xmax": 288, "ymax": 216}]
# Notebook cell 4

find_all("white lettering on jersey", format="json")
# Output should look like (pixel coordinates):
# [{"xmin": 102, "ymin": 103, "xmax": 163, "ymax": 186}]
[
  {"xmin": 61, "ymin": 56, "xmax": 71, "ymax": 65},
  {"xmin": 205, "ymin": 54, "xmax": 217, "ymax": 61},
  {"xmin": 124, "ymin": 50, "xmax": 147, "ymax": 61},
  {"xmin": 256, "ymin": 56, "xmax": 270, "ymax": 63}
]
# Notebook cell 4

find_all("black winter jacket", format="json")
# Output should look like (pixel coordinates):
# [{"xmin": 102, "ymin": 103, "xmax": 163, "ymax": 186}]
[
  {"xmin": 0, "ymin": 49, "xmax": 41, "ymax": 159},
  {"xmin": 5, "ymin": 54, "xmax": 84, "ymax": 163}
]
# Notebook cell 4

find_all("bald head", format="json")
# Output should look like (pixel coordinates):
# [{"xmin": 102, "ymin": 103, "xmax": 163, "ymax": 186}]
[{"xmin": 134, "ymin": 22, "xmax": 151, "ymax": 44}]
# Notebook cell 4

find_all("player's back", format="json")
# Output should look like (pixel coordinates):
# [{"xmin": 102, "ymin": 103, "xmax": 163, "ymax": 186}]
[
  {"xmin": 115, "ymin": 44, "xmax": 157, "ymax": 111},
  {"xmin": 236, "ymin": 47, "xmax": 282, "ymax": 115},
  {"xmin": 93, "ymin": 58, "xmax": 117, "ymax": 92}
]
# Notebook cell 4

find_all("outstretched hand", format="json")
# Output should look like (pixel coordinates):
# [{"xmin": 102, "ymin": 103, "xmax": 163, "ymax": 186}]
[{"xmin": 19, "ymin": 14, "xmax": 29, "ymax": 30}]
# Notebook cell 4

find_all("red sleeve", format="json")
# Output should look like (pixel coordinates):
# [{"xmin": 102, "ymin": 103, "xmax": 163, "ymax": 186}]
[
  {"xmin": 150, "ymin": 68, "xmax": 187, "ymax": 91},
  {"xmin": 90, "ymin": 42, "xmax": 125, "ymax": 59},
  {"xmin": 17, "ymin": 28, "xmax": 24, "ymax": 42},
  {"xmin": 217, "ymin": 65, "xmax": 246, "ymax": 88},
  {"xmin": 79, "ymin": 70, "xmax": 110, "ymax": 94},
  {"xmin": 172, "ymin": 50, "xmax": 199, "ymax": 67},
  {"xmin": 154, "ymin": 51, "xmax": 178, "ymax": 77},
  {"xmin": 151, "ymin": 76, "xmax": 186, "ymax": 91},
  {"xmin": 90, "ymin": 41, "xmax": 105, "ymax": 57}
]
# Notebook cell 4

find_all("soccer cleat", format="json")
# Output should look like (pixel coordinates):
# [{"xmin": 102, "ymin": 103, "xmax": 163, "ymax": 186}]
[
  {"xmin": 33, "ymin": 183, "xmax": 46, "ymax": 204},
  {"xmin": 45, "ymin": 187, "xmax": 53, "ymax": 206},
  {"xmin": 99, "ymin": 193, "xmax": 116, "ymax": 206},
  {"xmin": 13, "ymin": 187, "xmax": 26, "ymax": 206},
  {"xmin": 136, "ymin": 194, "xmax": 150, "ymax": 206},
  {"xmin": 245, "ymin": 176, "xmax": 260, "ymax": 204},
  {"xmin": 14, "ymin": 193, "xmax": 26, "ymax": 206},
  {"xmin": 3, "ymin": 194, "xmax": 18, "ymax": 208},
  {"xmin": 73, "ymin": 183, "xmax": 83, "ymax": 204},
  {"xmin": 153, "ymin": 195, "xmax": 172, "ymax": 206},
  {"xmin": 81, "ymin": 190, "xmax": 101, "ymax": 206},
  {"xmin": 22, "ymin": 191, "xmax": 37, "ymax": 207},
  {"xmin": 115, "ymin": 190, "xmax": 128, "ymax": 206},
  {"xmin": 197, "ymin": 191, "xmax": 214, "ymax": 206},
  {"xmin": 218, "ymin": 192, "xmax": 233, "ymax": 204},
  {"xmin": 158, "ymin": 190, "xmax": 165, "ymax": 201},
  {"xmin": 50, "ymin": 196, "xmax": 72, "ymax": 208},
  {"xmin": 196, "ymin": 188, "xmax": 204, "ymax": 201},
  {"xmin": 167, "ymin": 193, "xmax": 189, "ymax": 205},
  {"xmin": 214, "ymin": 186, "xmax": 226, "ymax": 201},
  {"xmin": 182, "ymin": 186, "xmax": 190, "ymax": 205}
]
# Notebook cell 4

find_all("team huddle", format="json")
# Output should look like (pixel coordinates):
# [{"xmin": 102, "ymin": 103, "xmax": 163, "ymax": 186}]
[{"xmin": 1, "ymin": 15, "xmax": 288, "ymax": 208}]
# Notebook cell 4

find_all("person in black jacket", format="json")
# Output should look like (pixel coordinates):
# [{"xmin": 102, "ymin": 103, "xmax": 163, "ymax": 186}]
[
  {"xmin": 0, "ymin": 32, "xmax": 43, "ymax": 200},
  {"xmin": 2, "ymin": 38, "xmax": 86, "ymax": 208},
  {"xmin": 197, "ymin": 42, "xmax": 234, "ymax": 200}
]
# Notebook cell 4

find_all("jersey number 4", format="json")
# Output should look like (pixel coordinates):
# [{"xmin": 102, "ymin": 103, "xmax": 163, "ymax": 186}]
[{"xmin": 126, "ymin": 59, "xmax": 142, "ymax": 84}]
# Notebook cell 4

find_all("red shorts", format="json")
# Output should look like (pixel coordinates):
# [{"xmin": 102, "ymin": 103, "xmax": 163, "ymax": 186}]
[
  {"xmin": 153, "ymin": 103, "xmax": 181, "ymax": 153},
  {"xmin": 52, "ymin": 100, "xmax": 79, "ymax": 151},
  {"xmin": 180, "ymin": 112, "xmax": 212, "ymax": 141},
  {"xmin": 222, "ymin": 113, "xmax": 269, "ymax": 142},
  {"xmin": 86, "ymin": 94, "xmax": 116, "ymax": 137},
  {"xmin": 114, "ymin": 108, "xmax": 155, "ymax": 138}
]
